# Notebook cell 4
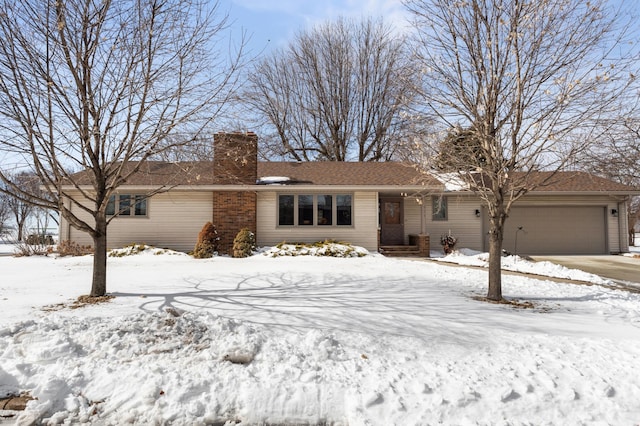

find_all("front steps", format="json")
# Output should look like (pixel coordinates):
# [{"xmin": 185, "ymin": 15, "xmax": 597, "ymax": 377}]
[{"xmin": 379, "ymin": 245, "xmax": 422, "ymax": 257}]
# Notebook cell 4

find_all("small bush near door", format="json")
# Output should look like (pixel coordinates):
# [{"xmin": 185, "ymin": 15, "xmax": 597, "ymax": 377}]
[
  {"xmin": 193, "ymin": 222, "xmax": 220, "ymax": 259},
  {"xmin": 232, "ymin": 228, "xmax": 256, "ymax": 258},
  {"xmin": 440, "ymin": 234, "xmax": 458, "ymax": 255}
]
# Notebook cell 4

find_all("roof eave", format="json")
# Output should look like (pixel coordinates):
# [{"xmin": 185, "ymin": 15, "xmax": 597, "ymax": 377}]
[
  {"xmin": 60, "ymin": 184, "xmax": 444, "ymax": 192},
  {"xmin": 527, "ymin": 190, "xmax": 640, "ymax": 196}
]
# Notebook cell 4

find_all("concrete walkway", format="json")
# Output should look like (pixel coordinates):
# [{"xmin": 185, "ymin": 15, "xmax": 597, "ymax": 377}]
[{"xmin": 531, "ymin": 255, "xmax": 640, "ymax": 285}]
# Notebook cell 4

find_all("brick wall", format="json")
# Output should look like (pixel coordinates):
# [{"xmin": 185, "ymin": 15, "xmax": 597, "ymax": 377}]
[
  {"xmin": 213, "ymin": 132, "xmax": 258, "ymax": 185},
  {"xmin": 212, "ymin": 191, "xmax": 257, "ymax": 254}
]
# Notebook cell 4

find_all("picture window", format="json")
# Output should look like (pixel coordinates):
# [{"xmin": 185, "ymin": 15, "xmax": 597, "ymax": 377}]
[{"xmin": 278, "ymin": 194, "xmax": 352, "ymax": 227}]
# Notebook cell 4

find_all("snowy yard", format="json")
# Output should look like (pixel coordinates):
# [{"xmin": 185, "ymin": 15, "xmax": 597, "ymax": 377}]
[{"xmin": 1, "ymin": 243, "xmax": 640, "ymax": 425}]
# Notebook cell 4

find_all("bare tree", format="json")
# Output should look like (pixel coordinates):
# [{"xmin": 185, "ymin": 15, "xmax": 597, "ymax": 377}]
[
  {"xmin": 4, "ymin": 172, "xmax": 40, "ymax": 241},
  {"xmin": 0, "ymin": 0, "xmax": 244, "ymax": 296},
  {"xmin": 244, "ymin": 17, "xmax": 419, "ymax": 161},
  {"xmin": 405, "ymin": 0, "xmax": 635, "ymax": 301},
  {"xmin": 0, "ymin": 190, "xmax": 10, "ymax": 238},
  {"xmin": 578, "ymin": 113, "xmax": 640, "ymax": 245}
]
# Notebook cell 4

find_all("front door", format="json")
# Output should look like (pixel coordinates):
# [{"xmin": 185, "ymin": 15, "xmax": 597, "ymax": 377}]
[{"xmin": 380, "ymin": 197, "xmax": 404, "ymax": 245}]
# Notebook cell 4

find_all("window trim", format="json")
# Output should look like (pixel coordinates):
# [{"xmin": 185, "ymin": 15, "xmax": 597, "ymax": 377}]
[
  {"xmin": 106, "ymin": 194, "xmax": 149, "ymax": 218},
  {"xmin": 277, "ymin": 193, "xmax": 353, "ymax": 227}
]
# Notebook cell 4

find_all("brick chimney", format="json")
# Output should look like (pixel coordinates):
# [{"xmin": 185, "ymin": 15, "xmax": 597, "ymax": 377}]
[
  {"xmin": 213, "ymin": 131, "xmax": 258, "ymax": 184},
  {"xmin": 211, "ymin": 132, "xmax": 258, "ymax": 254}
]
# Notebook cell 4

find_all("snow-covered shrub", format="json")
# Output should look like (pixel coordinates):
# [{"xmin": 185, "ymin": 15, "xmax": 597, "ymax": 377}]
[
  {"xmin": 440, "ymin": 233, "xmax": 458, "ymax": 254},
  {"xmin": 192, "ymin": 222, "xmax": 220, "ymax": 259},
  {"xmin": 109, "ymin": 243, "xmax": 147, "ymax": 257},
  {"xmin": 265, "ymin": 240, "xmax": 368, "ymax": 257},
  {"xmin": 108, "ymin": 244, "xmax": 184, "ymax": 257},
  {"xmin": 232, "ymin": 228, "xmax": 256, "ymax": 258}
]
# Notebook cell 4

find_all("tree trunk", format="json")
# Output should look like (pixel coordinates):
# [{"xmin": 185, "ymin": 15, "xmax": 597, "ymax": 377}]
[
  {"xmin": 90, "ymin": 216, "xmax": 108, "ymax": 297},
  {"xmin": 17, "ymin": 221, "xmax": 24, "ymax": 241},
  {"xmin": 487, "ymin": 212, "xmax": 505, "ymax": 301}
]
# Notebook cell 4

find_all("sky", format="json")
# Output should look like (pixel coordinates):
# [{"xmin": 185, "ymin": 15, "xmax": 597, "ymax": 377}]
[
  {"xmin": 219, "ymin": 0, "xmax": 411, "ymax": 55},
  {"xmin": 219, "ymin": 0, "xmax": 640, "ymax": 58}
]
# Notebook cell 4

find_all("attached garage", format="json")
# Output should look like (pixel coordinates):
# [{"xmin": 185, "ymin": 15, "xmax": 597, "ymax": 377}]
[{"xmin": 484, "ymin": 206, "xmax": 608, "ymax": 255}]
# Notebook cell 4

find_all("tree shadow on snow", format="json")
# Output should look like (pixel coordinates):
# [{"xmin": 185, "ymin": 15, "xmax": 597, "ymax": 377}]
[{"xmin": 109, "ymin": 270, "xmax": 593, "ymax": 343}]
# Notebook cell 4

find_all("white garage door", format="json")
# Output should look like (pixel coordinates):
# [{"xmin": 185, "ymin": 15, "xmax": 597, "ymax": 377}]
[{"xmin": 484, "ymin": 206, "xmax": 607, "ymax": 255}]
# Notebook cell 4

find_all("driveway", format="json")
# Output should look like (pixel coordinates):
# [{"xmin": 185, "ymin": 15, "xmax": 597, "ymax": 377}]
[{"xmin": 531, "ymin": 255, "xmax": 640, "ymax": 285}]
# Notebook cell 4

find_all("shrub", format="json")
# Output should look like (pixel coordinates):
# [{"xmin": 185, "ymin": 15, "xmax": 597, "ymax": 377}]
[
  {"xmin": 14, "ymin": 240, "xmax": 50, "ymax": 257},
  {"xmin": 193, "ymin": 222, "xmax": 220, "ymax": 259},
  {"xmin": 440, "ymin": 233, "xmax": 458, "ymax": 255},
  {"xmin": 56, "ymin": 240, "xmax": 94, "ymax": 257},
  {"xmin": 267, "ymin": 240, "xmax": 368, "ymax": 257},
  {"xmin": 232, "ymin": 228, "xmax": 255, "ymax": 258}
]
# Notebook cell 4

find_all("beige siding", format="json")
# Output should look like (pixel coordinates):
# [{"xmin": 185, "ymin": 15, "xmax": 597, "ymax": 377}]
[
  {"xmin": 425, "ymin": 196, "xmax": 484, "ymax": 252},
  {"xmin": 411, "ymin": 194, "xmax": 626, "ymax": 254},
  {"xmin": 58, "ymin": 188, "xmax": 630, "ymax": 256},
  {"xmin": 404, "ymin": 199, "xmax": 421, "ymax": 244},
  {"xmin": 618, "ymin": 200, "xmax": 629, "ymax": 252},
  {"xmin": 256, "ymin": 191, "xmax": 379, "ymax": 250},
  {"xmin": 65, "ymin": 191, "xmax": 213, "ymax": 252}
]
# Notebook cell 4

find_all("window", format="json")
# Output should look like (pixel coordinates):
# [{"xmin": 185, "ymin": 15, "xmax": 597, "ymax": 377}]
[
  {"xmin": 298, "ymin": 195, "xmax": 314, "ymax": 226},
  {"xmin": 278, "ymin": 195, "xmax": 294, "ymax": 226},
  {"xmin": 278, "ymin": 194, "xmax": 353, "ymax": 227},
  {"xmin": 106, "ymin": 194, "xmax": 148, "ymax": 217},
  {"xmin": 432, "ymin": 196, "xmax": 448, "ymax": 221},
  {"xmin": 317, "ymin": 195, "xmax": 332, "ymax": 225},
  {"xmin": 336, "ymin": 195, "xmax": 352, "ymax": 226}
]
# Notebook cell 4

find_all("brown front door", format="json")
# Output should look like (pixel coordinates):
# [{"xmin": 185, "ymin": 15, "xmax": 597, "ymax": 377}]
[{"xmin": 380, "ymin": 197, "xmax": 404, "ymax": 245}]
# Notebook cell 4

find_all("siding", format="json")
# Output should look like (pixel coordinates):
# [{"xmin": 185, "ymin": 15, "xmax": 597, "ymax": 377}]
[
  {"xmin": 64, "ymin": 191, "xmax": 213, "ymax": 252},
  {"xmin": 404, "ymin": 196, "xmax": 481, "ymax": 246},
  {"xmin": 58, "ymin": 189, "xmax": 629, "ymax": 255},
  {"xmin": 406, "ymin": 194, "xmax": 626, "ymax": 254},
  {"xmin": 256, "ymin": 191, "xmax": 379, "ymax": 250},
  {"xmin": 420, "ymin": 196, "xmax": 484, "ymax": 252}
]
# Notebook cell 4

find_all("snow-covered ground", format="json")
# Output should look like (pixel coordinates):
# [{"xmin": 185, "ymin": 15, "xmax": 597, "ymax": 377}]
[
  {"xmin": 1, "ymin": 243, "xmax": 640, "ymax": 425},
  {"xmin": 431, "ymin": 248, "xmax": 615, "ymax": 285}
]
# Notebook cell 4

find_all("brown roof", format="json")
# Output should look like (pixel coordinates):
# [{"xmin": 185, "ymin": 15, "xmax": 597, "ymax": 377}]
[
  {"xmin": 513, "ymin": 171, "xmax": 637, "ymax": 193},
  {"xmin": 67, "ymin": 161, "xmax": 441, "ymax": 188},
  {"xmin": 257, "ymin": 162, "xmax": 440, "ymax": 186},
  {"xmin": 66, "ymin": 162, "xmax": 638, "ymax": 193},
  {"xmin": 67, "ymin": 161, "xmax": 218, "ymax": 186}
]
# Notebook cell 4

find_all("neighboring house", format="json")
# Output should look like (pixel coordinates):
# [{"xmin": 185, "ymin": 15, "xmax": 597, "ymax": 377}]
[{"xmin": 59, "ymin": 132, "xmax": 640, "ymax": 256}]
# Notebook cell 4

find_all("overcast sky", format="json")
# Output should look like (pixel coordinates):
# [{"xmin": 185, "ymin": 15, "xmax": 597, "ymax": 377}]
[{"xmin": 220, "ymin": 0, "xmax": 411, "ymax": 55}]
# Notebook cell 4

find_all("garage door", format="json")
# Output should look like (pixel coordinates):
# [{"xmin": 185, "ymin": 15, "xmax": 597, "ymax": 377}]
[{"xmin": 483, "ymin": 206, "xmax": 607, "ymax": 255}]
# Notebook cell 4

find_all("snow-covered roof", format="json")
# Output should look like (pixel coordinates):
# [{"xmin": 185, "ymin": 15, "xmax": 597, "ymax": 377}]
[
  {"xmin": 431, "ymin": 172, "xmax": 471, "ymax": 191},
  {"xmin": 256, "ymin": 176, "xmax": 291, "ymax": 185}
]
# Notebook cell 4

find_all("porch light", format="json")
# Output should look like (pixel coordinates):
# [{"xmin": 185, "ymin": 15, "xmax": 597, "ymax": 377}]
[
  {"xmin": 611, "ymin": 208, "xmax": 618, "ymax": 217},
  {"xmin": 474, "ymin": 209, "xmax": 481, "ymax": 217}
]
